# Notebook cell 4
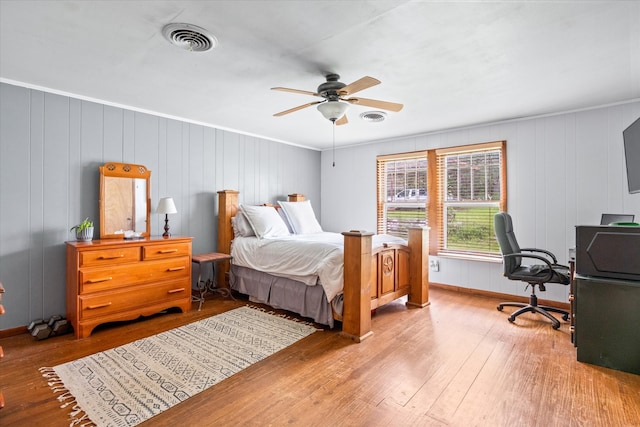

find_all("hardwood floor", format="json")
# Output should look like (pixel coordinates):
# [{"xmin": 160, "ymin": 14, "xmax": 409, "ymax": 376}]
[{"xmin": 1, "ymin": 287, "xmax": 639, "ymax": 426}]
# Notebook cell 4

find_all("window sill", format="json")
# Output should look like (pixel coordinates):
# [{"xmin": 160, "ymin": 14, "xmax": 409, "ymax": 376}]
[{"xmin": 435, "ymin": 252, "xmax": 503, "ymax": 263}]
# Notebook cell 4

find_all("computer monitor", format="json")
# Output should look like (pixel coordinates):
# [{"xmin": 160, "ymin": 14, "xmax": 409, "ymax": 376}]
[{"xmin": 600, "ymin": 213, "xmax": 635, "ymax": 225}]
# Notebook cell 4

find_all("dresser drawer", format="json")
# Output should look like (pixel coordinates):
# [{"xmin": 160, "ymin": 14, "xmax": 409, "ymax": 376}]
[
  {"xmin": 79, "ymin": 256, "xmax": 190, "ymax": 294},
  {"xmin": 143, "ymin": 242, "xmax": 191, "ymax": 260},
  {"xmin": 79, "ymin": 280, "xmax": 190, "ymax": 320},
  {"xmin": 80, "ymin": 247, "xmax": 141, "ymax": 267}
]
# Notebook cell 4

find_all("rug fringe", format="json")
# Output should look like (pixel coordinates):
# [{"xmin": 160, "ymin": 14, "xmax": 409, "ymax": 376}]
[
  {"xmin": 69, "ymin": 407, "xmax": 94, "ymax": 427},
  {"xmin": 40, "ymin": 367, "xmax": 97, "ymax": 427}
]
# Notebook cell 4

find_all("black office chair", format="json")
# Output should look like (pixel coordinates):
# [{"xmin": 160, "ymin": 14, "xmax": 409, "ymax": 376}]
[{"xmin": 494, "ymin": 212, "xmax": 570, "ymax": 329}]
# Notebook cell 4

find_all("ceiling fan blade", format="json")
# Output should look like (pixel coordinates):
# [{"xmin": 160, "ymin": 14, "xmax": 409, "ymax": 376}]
[
  {"xmin": 338, "ymin": 76, "xmax": 380, "ymax": 96},
  {"xmin": 335, "ymin": 114, "xmax": 348, "ymax": 126},
  {"xmin": 345, "ymin": 97, "xmax": 404, "ymax": 112},
  {"xmin": 271, "ymin": 87, "xmax": 321, "ymax": 97},
  {"xmin": 273, "ymin": 101, "xmax": 323, "ymax": 117}
]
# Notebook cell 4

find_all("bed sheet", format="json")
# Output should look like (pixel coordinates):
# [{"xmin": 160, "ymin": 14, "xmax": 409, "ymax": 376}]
[{"xmin": 231, "ymin": 231, "xmax": 406, "ymax": 302}]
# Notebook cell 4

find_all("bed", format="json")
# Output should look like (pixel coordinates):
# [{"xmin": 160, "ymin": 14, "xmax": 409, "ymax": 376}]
[{"xmin": 216, "ymin": 190, "xmax": 429, "ymax": 342}]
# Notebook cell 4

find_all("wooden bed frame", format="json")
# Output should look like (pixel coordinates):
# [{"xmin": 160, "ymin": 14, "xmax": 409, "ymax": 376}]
[{"xmin": 216, "ymin": 190, "xmax": 430, "ymax": 342}]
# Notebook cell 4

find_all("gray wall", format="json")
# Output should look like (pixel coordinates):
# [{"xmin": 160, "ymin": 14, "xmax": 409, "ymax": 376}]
[
  {"xmin": 2, "ymin": 78, "xmax": 638, "ymax": 330},
  {"xmin": 0, "ymin": 82, "xmax": 321, "ymax": 329},
  {"xmin": 321, "ymin": 100, "xmax": 640, "ymax": 303}
]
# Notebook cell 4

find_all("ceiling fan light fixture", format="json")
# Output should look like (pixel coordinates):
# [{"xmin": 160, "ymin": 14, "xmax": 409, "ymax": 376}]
[
  {"xmin": 360, "ymin": 111, "xmax": 387, "ymax": 122},
  {"xmin": 317, "ymin": 101, "xmax": 348, "ymax": 122}
]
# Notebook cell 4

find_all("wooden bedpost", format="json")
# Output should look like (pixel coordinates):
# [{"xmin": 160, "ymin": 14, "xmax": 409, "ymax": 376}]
[
  {"xmin": 287, "ymin": 193, "xmax": 306, "ymax": 202},
  {"xmin": 406, "ymin": 226, "xmax": 430, "ymax": 307},
  {"xmin": 341, "ymin": 230, "xmax": 374, "ymax": 342},
  {"xmin": 217, "ymin": 190, "xmax": 239, "ymax": 288}
]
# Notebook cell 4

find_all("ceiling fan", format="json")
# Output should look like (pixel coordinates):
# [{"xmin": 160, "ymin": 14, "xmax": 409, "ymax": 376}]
[{"xmin": 272, "ymin": 73, "xmax": 403, "ymax": 125}]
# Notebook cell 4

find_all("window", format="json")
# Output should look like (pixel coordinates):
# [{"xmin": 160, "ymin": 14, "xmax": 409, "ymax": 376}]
[
  {"xmin": 377, "ymin": 151, "xmax": 428, "ymax": 239},
  {"xmin": 436, "ymin": 141, "xmax": 506, "ymax": 256},
  {"xmin": 377, "ymin": 141, "xmax": 506, "ymax": 258}
]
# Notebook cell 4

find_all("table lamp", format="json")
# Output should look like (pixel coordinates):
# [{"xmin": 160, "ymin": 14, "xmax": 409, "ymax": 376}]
[{"xmin": 156, "ymin": 197, "xmax": 177, "ymax": 237}]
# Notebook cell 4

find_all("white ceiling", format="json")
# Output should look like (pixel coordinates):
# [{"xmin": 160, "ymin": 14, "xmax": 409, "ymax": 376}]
[{"xmin": 1, "ymin": 1, "xmax": 639, "ymax": 150}]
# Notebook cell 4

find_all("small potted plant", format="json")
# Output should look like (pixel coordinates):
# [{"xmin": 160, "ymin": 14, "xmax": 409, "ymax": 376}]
[{"xmin": 70, "ymin": 217, "xmax": 94, "ymax": 242}]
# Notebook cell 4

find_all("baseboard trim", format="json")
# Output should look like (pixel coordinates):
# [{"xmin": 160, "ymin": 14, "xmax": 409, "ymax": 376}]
[
  {"xmin": 430, "ymin": 282, "xmax": 570, "ymax": 310},
  {"xmin": 0, "ymin": 326, "xmax": 27, "ymax": 339}
]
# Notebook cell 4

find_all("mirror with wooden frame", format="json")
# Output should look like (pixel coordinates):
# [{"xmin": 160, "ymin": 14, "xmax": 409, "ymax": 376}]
[{"xmin": 99, "ymin": 162, "xmax": 151, "ymax": 239}]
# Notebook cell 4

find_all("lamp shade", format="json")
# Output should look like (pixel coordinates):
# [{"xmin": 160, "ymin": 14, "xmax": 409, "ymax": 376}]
[
  {"xmin": 156, "ymin": 197, "xmax": 177, "ymax": 214},
  {"xmin": 317, "ymin": 101, "xmax": 348, "ymax": 121}
]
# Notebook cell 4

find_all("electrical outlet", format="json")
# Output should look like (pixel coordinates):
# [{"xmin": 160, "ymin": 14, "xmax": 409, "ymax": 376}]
[{"xmin": 429, "ymin": 259, "xmax": 439, "ymax": 272}]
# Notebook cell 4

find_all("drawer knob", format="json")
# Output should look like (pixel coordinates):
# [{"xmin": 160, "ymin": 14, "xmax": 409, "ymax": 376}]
[
  {"xmin": 87, "ymin": 277, "xmax": 113, "ymax": 284},
  {"xmin": 86, "ymin": 302, "xmax": 112, "ymax": 310},
  {"xmin": 99, "ymin": 254, "xmax": 124, "ymax": 260},
  {"xmin": 168, "ymin": 288, "xmax": 185, "ymax": 294},
  {"xmin": 167, "ymin": 266, "xmax": 186, "ymax": 272}
]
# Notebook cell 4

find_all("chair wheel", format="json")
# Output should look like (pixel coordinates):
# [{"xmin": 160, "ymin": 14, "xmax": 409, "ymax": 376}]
[
  {"xmin": 508, "ymin": 316, "xmax": 515, "ymax": 323},
  {"xmin": 562, "ymin": 313, "xmax": 569, "ymax": 321},
  {"xmin": 497, "ymin": 305, "xmax": 504, "ymax": 311}
]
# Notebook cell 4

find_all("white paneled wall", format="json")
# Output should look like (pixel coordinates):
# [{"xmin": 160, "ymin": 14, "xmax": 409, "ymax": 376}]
[
  {"xmin": 0, "ymin": 82, "xmax": 320, "ymax": 329},
  {"xmin": 321, "ymin": 101, "xmax": 640, "ymax": 303}
]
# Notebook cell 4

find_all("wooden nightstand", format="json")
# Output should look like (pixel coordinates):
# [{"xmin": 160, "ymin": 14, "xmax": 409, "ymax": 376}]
[{"xmin": 191, "ymin": 252, "xmax": 233, "ymax": 310}]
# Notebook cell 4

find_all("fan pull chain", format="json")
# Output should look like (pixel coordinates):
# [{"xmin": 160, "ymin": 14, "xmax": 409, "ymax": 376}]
[{"xmin": 332, "ymin": 120, "xmax": 336, "ymax": 167}]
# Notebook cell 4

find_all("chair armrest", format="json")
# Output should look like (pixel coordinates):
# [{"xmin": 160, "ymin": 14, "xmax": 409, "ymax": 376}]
[
  {"xmin": 503, "ymin": 252, "xmax": 555, "ymax": 282},
  {"xmin": 520, "ymin": 247, "xmax": 558, "ymax": 264}
]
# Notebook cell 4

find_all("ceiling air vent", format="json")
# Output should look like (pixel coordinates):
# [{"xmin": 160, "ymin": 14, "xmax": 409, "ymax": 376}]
[
  {"xmin": 360, "ymin": 111, "xmax": 387, "ymax": 123},
  {"xmin": 162, "ymin": 23, "xmax": 217, "ymax": 52}
]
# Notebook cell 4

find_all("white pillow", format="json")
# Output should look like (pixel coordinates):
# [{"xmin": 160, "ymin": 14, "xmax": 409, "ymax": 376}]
[
  {"xmin": 277, "ymin": 200, "xmax": 323, "ymax": 234},
  {"xmin": 239, "ymin": 204, "xmax": 291, "ymax": 239},
  {"xmin": 278, "ymin": 208, "xmax": 294, "ymax": 234},
  {"xmin": 231, "ymin": 213, "xmax": 255, "ymax": 238}
]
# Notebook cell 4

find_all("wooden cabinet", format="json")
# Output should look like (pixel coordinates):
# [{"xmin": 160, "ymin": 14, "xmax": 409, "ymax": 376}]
[
  {"xmin": 66, "ymin": 237, "xmax": 192, "ymax": 338},
  {"xmin": 574, "ymin": 275, "xmax": 640, "ymax": 375},
  {"xmin": 568, "ymin": 249, "xmax": 576, "ymax": 345}
]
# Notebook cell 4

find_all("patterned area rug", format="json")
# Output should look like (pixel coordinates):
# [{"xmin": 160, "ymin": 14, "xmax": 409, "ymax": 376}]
[{"xmin": 41, "ymin": 306, "xmax": 318, "ymax": 426}]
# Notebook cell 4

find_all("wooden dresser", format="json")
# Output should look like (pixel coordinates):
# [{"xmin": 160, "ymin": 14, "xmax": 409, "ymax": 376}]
[{"xmin": 66, "ymin": 236, "xmax": 192, "ymax": 338}]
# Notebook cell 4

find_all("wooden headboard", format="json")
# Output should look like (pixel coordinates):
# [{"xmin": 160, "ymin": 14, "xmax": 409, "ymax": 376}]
[{"xmin": 216, "ymin": 190, "xmax": 306, "ymax": 287}]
